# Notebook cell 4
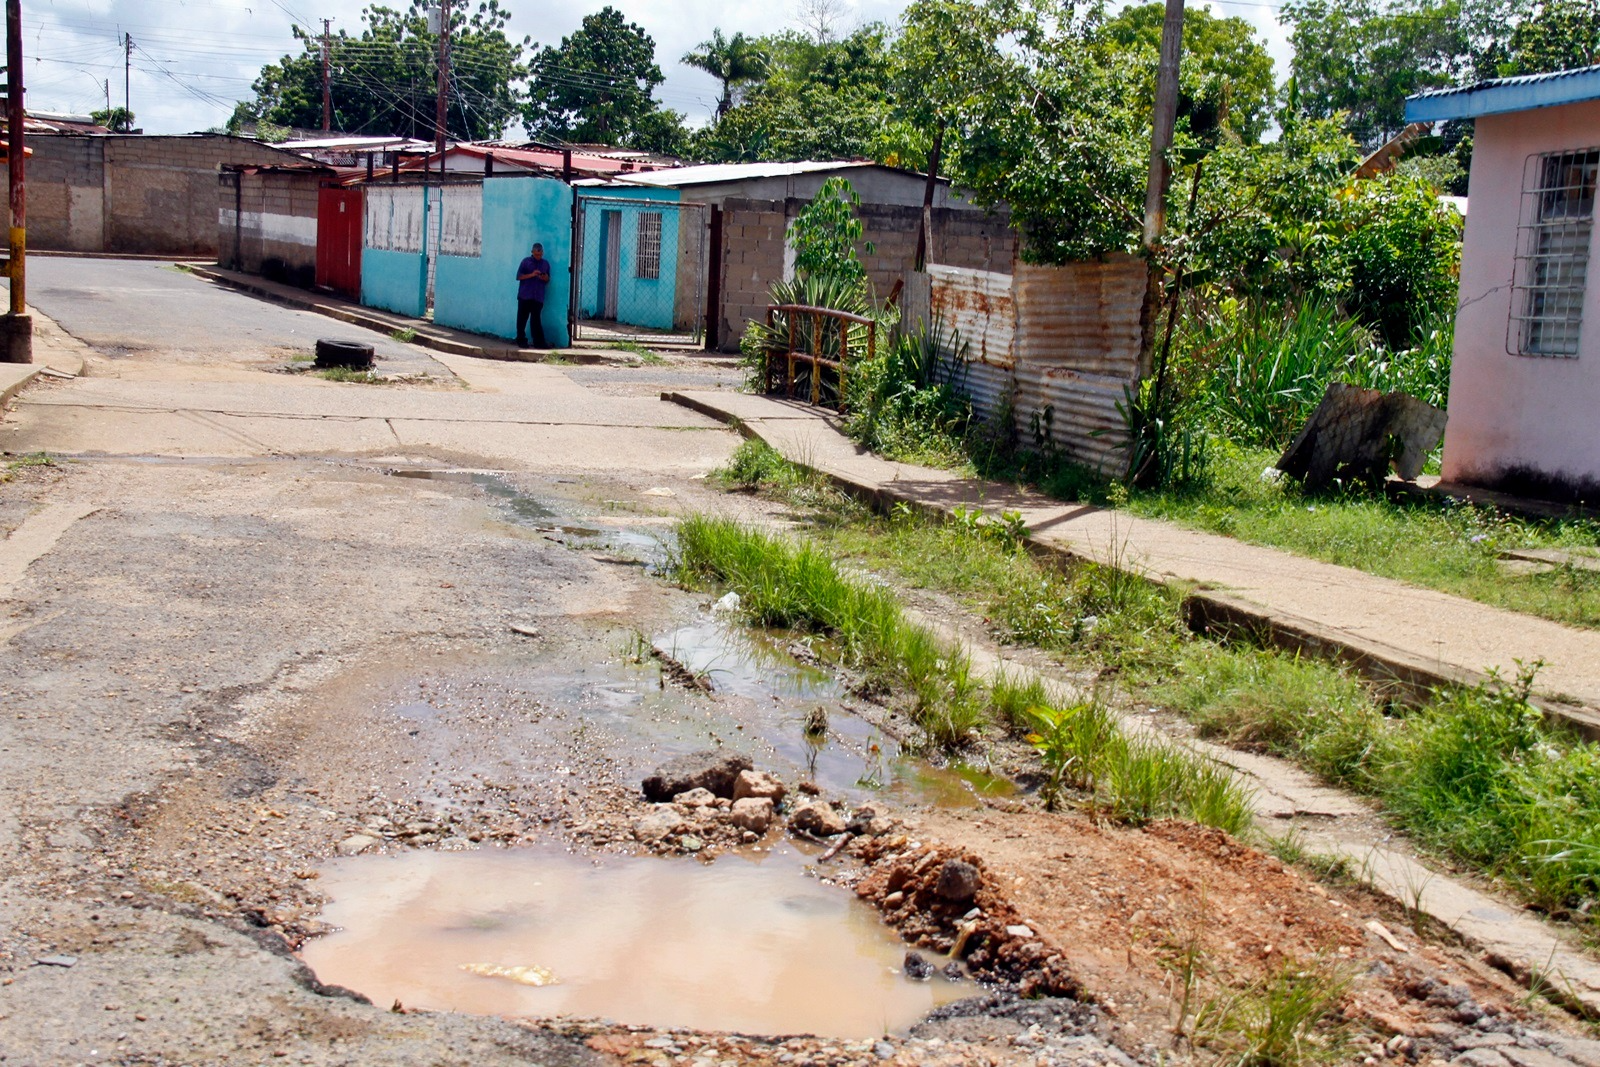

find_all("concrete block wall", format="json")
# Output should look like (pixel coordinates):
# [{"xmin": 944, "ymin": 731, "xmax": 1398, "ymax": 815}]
[
  {"xmin": 219, "ymin": 170, "xmax": 324, "ymax": 286},
  {"xmin": 717, "ymin": 198, "xmax": 789, "ymax": 351},
  {"xmin": 1, "ymin": 134, "xmax": 312, "ymax": 256}
]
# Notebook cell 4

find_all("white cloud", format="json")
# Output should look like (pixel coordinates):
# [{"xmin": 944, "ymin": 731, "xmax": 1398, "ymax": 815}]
[{"xmin": 19, "ymin": 0, "xmax": 1292, "ymax": 134}]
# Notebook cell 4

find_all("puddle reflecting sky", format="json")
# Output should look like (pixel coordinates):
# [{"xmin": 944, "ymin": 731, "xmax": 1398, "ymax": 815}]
[{"xmin": 301, "ymin": 844, "xmax": 965, "ymax": 1038}]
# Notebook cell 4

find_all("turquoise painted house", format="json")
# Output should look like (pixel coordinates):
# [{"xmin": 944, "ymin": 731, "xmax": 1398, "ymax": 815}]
[
  {"xmin": 575, "ymin": 186, "xmax": 685, "ymax": 332},
  {"xmin": 360, "ymin": 176, "xmax": 574, "ymax": 347}
]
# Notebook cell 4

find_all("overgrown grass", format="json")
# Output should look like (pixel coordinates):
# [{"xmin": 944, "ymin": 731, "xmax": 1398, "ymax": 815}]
[
  {"xmin": 388, "ymin": 327, "xmax": 418, "ymax": 343},
  {"xmin": 1130, "ymin": 444, "xmax": 1600, "ymax": 629},
  {"xmin": 315, "ymin": 367, "xmax": 383, "ymax": 384},
  {"xmin": 714, "ymin": 438, "xmax": 859, "ymax": 515},
  {"xmin": 1197, "ymin": 956, "xmax": 1354, "ymax": 1067},
  {"xmin": 796, "ymin": 487, "xmax": 1600, "ymax": 927},
  {"xmin": 674, "ymin": 515, "xmax": 986, "ymax": 749}
]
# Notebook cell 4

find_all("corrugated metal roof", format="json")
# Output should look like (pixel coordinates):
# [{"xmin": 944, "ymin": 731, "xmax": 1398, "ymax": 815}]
[
  {"xmin": 1405, "ymin": 65, "xmax": 1600, "ymax": 122},
  {"xmin": 608, "ymin": 160, "xmax": 923, "ymax": 188}
]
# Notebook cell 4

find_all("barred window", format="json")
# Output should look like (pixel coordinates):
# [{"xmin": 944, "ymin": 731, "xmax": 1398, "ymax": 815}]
[
  {"xmin": 636, "ymin": 211, "xmax": 662, "ymax": 280},
  {"xmin": 1511, "ymin": 147, "xmax": 1599, "ymax": 358}
]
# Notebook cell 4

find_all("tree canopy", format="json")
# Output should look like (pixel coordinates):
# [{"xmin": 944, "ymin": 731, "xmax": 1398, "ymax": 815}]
[
  {"xmin": 522, "ymin": 6, "xmax": 680, "ymax": 148},
  {"xmin": 228, "ymin": 0, "xmax": 526, "ymax": 140}
]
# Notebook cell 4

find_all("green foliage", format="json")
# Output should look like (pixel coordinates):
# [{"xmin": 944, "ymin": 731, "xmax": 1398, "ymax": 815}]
[
  {"xmin": 1335, "ymin": 173, "xmax": 1465, "ymax": 347},
  {"xmin": 789, "ymin": 177, "xmax": 871, "ymax": 288},
  {"xmin": 847, "ymin": 317, "xmax": 974, "ymax": 466},
  {"xmin": 522, "ymin": 6, "xmax": 681, "ymax": 149},
  {"xmin": 1022, "ymin": 701, "xmax": 1256, "ymax": 834},
  {"xmin": 230, "ymin": 0, "xmax": 526, "ymax": 140},
  {"xmin": 682, "ymin": 29, "xmax": 768, "ymax": 119},
  {"xmin": 1099, "ymin": 2, "xmax": 1278, "ymax": 143},
  {"xmin": 1197, "ymin": 957, "xmax": 1354, "ymax": 1067},
  {"xmin": 693, "ymin": 26, "xmax": 894, "ymax": 162},
  {"xmin": 91, "ymin": 106, "xmax": 135, "ymax": 133}
]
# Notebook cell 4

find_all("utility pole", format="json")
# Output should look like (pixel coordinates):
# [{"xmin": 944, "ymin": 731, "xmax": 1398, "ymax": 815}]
[
  {"xmin": 320, "ymin": 18, "xmax": 332, "ymax": 132},
  {"xmin": 434, "ymin": 0, "xmax": 450, "ymax": 179},
  {"xmin": 1136, "ymin": 0, "xmax": 1184, "ymax": 380},
  {"xmin": 123, "ymin": 32, "xmax": 132, "ymax": 123},
  {"xmin": 4, "ymin": 0, "xmax": 30, "ymax": 362}
]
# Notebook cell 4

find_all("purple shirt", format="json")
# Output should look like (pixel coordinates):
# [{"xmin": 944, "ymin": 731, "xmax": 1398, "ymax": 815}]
[{"xmin": 517, "ymin": 256, "xmax": 550, "ymax": 302}]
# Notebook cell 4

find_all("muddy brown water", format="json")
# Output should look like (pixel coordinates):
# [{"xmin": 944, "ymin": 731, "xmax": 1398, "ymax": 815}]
[{"xmin": 301, "ymin": 844, "xmax": 967, "ymax": 1038}]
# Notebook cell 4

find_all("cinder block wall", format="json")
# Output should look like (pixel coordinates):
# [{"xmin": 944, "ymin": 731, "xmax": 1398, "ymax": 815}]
[
  {"xmin": 714, "ymin": 197, "xmax": 1017, "ymax": 352},
  {"xmin": 219, "ymin": 169, "xmax": 323, "ymax": 286},
  {"xmin": 1, "ymin": 134, "xmax": 312, "ymax": 256}
]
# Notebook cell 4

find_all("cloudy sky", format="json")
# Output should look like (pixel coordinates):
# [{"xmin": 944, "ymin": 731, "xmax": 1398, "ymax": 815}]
[{"xmin": 19, "ymin": 0, "xmax": 1293, "ymax": 135}]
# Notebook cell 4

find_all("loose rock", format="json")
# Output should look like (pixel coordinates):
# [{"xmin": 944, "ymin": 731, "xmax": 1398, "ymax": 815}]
[
  {"xmin": 903, "ymin": 951, "xmax": 934, "ymax": 981},
  {"xmin": 730, "ymin": 797, "xmax": 775, "ymax": 834},
  {"xmin": 732, "ymin": 769, "xmax": 786, "ymax": 803},
  {"xmin": 935, "ymin": 859, "xmax": 982, "ymax": 902},
  {"xmin": 789, "ymin": 800, "xmax": 847, "ymax": 838},
  {"xmin": 673, "ymin": 787, "xmax": 718, "ymax": 808},
  {"xmin": 641, "ymin": 751, "xmax": 753, "ymax": 801}
]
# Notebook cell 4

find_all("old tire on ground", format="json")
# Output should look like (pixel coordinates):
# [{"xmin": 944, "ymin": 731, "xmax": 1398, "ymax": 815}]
[{"xmin": 314, "ymin": 338, "xmax": 375, "ymax": 369}]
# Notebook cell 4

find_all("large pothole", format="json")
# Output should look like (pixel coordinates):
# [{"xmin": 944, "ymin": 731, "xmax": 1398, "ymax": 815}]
[{"xmin": 299, "ymin": 842, "xmax": 968, "ymax": 1038}]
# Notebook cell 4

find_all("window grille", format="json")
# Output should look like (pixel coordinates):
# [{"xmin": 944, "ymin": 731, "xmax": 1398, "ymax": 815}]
[
  {"xmin": 1511, "ymin": 147, "xmax": 1599, "ymax": 358},
  {"xmin": 636, "ymin": 211, "xmax": 662, "ymax": 280}
]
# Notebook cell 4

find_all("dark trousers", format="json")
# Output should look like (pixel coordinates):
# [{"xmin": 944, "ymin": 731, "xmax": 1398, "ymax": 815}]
[{"xmin": 515, "ymin": 298, "xmax": 546, "ymax": 347}]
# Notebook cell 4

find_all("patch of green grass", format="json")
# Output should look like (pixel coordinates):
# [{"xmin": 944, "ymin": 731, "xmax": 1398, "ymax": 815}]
[
  {"xmin": 713, "ymin": 438, "xmax": 860, "ymax": 515},
  {"xmin": 1197, "ymin": 956, "xmax": 1354, "ymax": 1067},
  {"xmin": 288, "ymin": 352, "xmax": 315, "ymax": 363},
  {"xmin": 315, "ymin": 367, "xmax": 382, "ymax": 384},
  {"xmin": 1023, "ymin": 700, "xmax": 1256, "ymax": 835},
  {"xmin": 606, "ymin": 340, "xmax": 667, "ymax": 364},
  {"xmin": 674, "ymin": 515, "xmax": 985, "ymax": 749},
  {"xmin": 389, "ymin": 327, "xmax": 418, "ymax": 343},
  {"xmin": 1, "ymin": 452, "xmax": 56, "ymax": 484},
  {"xmin": 1128, "ymin": 443, "xmax": 1600, "ymax": 629}
]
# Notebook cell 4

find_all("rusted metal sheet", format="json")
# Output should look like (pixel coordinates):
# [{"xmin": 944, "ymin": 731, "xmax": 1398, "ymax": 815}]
[
  {"xmin": 941, "ymin": 356, "xmax": 1012, "ymax": 424},
  {"xmin": 1013, "ymin": 362, "xmax": 1131, "ymax": 473},
  {"xmin": 1012, "ymin": 256, "xmax": 1144, "ymax": 377},
  {"xmin": 926, "ymin": 263, "xmax": 1014, "ymax": 368}
]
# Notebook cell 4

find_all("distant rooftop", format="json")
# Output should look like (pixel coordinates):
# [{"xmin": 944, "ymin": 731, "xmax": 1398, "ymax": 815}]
[
  {"xmin": 1406, "ymin": 65, "xmax": 1600, "ymax": 122},
  {"xmin": 607, "ymin": 160, "xmax": 934, "ymax": 188}
]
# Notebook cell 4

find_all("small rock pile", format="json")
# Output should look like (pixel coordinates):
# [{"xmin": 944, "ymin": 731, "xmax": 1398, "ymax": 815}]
[
  {"xmin": 853, "ymin": 839, "xmax": 1079, "ymax": 998},
  {"xmin": 634, "ymin": 751, "xmax": 788, "ymax": 854}
]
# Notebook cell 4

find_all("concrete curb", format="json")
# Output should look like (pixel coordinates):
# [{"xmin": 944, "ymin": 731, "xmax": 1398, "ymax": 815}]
[
  {"xmin": 662, "ymin": 390, "xmax": 1600, "ymax": 738},
  {"xmin": 0, "ymin": 363, "xmax": 42, "ymax": 409},
  {"xmin": 185, "ymin": 265, "xmax": 620, "ymax": 367}
]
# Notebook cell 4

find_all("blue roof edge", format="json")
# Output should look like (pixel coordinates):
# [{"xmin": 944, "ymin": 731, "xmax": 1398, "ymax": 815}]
[{"xmin": 1406, "ymin": 66, "xmax": 1600, "ymax": 122}]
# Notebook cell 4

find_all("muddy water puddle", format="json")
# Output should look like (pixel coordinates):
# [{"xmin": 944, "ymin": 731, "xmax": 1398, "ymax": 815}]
[{"xmin": 301, "ymin": 844, "xmax": 965, "ymax": 1037}]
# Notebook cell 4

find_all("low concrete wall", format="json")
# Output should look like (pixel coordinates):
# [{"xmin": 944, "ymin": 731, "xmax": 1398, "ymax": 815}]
[
  {"xmin": 218, "ymin": 169, "xmax": 325, "ymax": 288},
  {"xmin": 435, "ymin": 176, "xmax": 574, "ymax": 347},
  {"xmin": 2, "ymin": 134, "xmax": 311, "ymax": 256},
  {"xmin": 361, "ymin": 247, "xmax": 427, "ymax": 318}
]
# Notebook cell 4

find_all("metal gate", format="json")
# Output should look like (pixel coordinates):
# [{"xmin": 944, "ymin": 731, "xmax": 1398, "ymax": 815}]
[
  {"xmin": 571, "ymin": 195, "xmax": 709, "ymax": 345},
  {"xmin": 315, "ymin": 186, "xmax": 364, "ymax": 300}
]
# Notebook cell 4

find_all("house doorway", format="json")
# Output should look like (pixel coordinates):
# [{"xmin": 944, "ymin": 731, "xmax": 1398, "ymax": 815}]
[{"xmin": 571, "ymin": 196, "xmax": 708, "ymax": 345}]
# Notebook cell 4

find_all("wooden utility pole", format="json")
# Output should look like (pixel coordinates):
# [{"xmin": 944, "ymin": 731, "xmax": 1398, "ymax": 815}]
[
  {"xmin": 1136, "ymin": 0, "xmax": 1185, "ymax": 378},
  {"xmin": 4, "ymin": 0, "xmax": 30, "ymax": 362},
  {"xmin": 434, "ymin": 0, "xmax": 450, "ymax": 179},
  {"xmin": 320, "ymin": 18, "xmax": 332, "ymax": 132},
  {"xmin": 123, "ymin": 33, "xmax": 132, "ymax": 122}
]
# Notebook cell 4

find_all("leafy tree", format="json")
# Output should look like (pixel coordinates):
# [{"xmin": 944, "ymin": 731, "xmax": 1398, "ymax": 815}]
[
  {"xmin": 1099, "ymin": 2, "xmax": 1277, "ymax": 143},
  {"xmin": 682, "ymin": 30, "xmax": 769, "ymax": 120},
  {"xmin": 91, "ymin": 106, "xmax": 135, "ymax": 133},
  {"xmin": 694, "ymin": 26, "xmax": 895, "ymax": 162},
  {"xmin": 1502, "ymin": 0, "xmax": 1600, "ymax": 73},
  {"xmin": 523, "ymin": 6, "xmax": 677, "ymax": 147},
  {"xmin": 229, "ymin": 1, "xmax": 527, "ymax": 140},
  {"xmin": 1280, "ymin": 0, "xmax": 1468, "ymax": 148},
  {"xmin": 789, "ymin": 176, "xmax": 872, "ymax": 287}
]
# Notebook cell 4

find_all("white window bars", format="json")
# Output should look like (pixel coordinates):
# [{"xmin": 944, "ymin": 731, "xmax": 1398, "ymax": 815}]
[
  {"xmin": 1511, "ymin": 147, "xmax": 1599, "ymax": 358},
  {"xmin": 636, "ymin": 211, "xmax": 662, "ymax": 280}
]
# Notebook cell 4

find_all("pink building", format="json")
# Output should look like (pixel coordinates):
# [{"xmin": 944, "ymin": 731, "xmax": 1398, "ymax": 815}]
[{"xmin": 1408, "ymin": 69, "xmax": 1600, "ymax": 502}]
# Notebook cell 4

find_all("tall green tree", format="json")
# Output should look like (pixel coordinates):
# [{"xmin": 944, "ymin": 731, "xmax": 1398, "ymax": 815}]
[
  {"xmin": 523, "ymin": 6, "xmax": 682, "ymax": 148},
  {"xmin": 682, "ymin": 30, "xmax": 769, "ymax": 120},
  {"xmin": 1280, "ymin": 0, "xmax": 1468, "ymax": 148},
  {"xmin": 229, "ymin": 1, "xmax": 527, "ymax": 140},
  {"xmin": 1100, "ymin": 2, "xmax": 1277, "ymax": 143},
  {"xmin": 693, "ymin": 25, "xmax": 895, "ymax": 162}
]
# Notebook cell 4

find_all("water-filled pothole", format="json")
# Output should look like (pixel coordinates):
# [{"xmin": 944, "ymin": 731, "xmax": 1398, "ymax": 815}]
[{"xmin": 300, "ymin": 844, "xmax": 965, "ymax": 1037}]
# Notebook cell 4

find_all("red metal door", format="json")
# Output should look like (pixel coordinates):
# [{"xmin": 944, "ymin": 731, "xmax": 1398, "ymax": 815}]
[{"xmin": 315, "ymin": 186, "xmax": 363, "ymax": 299}]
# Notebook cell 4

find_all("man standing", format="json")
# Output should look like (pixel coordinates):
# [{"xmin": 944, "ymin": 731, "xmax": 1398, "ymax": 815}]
[{"xmin": 515, "ymin": 242, "xmax": 552, "ymax": 349}]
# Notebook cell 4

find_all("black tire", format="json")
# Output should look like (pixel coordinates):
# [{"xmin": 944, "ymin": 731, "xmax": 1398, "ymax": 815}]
[{"xmin": 314, "ymin": 338, "xmax": 375, "ymax": 369}]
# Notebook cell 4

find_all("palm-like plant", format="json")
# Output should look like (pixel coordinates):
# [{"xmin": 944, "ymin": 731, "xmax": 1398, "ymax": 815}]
[{"xmin": 682, "ymin": 29, "xmax": 768, "ymax": 119}]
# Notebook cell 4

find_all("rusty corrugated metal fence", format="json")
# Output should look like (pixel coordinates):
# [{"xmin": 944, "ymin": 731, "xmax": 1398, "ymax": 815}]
[{"xmin": 902, "ymin": 255, "xmax": 1146, "ymax": 476}]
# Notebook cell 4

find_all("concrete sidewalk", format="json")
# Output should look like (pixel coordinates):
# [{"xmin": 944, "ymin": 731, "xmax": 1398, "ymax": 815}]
[
  {"xmin": 0, "ymin": 309, "xmax": 90, "ymax": 410},
  {"xmin": 665, "ymin": 389, "xmax": 1600, "ymax": 733}
]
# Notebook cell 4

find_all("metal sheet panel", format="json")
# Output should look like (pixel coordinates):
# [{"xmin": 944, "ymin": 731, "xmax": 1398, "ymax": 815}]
[{"xmin": 926, "ymin": 263, "xmax": 1014, "ymax": 368}]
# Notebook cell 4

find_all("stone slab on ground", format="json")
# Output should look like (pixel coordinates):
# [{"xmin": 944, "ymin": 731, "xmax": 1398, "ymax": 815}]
[{"xmin": 662, "ymin": 389, "xmax": 1600, "ymax": 734}]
